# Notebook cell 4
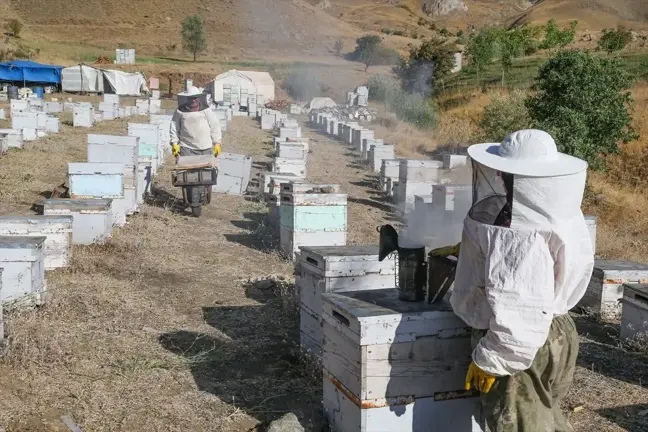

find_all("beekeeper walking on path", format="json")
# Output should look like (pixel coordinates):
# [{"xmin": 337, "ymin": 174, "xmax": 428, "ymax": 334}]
[
  {"xmin": 170, "ymin": 86, "xmax": 222, "ymax": 158},
  {"xmin": 450, "ymin": 129, "xmax": 594, "ymax": 432}
]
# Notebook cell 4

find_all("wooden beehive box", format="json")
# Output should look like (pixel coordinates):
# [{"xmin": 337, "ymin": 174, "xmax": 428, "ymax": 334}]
[
  {"xmin": 68, "ymin": 163, "xmax": 126, "ymax": 227},
  {"xmin": 279, "ymin": 192, "xmax": 347, "ymax": 260},
  {"xmin": 0, "ymin": 216, "xmax": 73, "ymax": 270},
  {"xmin": 277, "ymin": 143, "xmax": 307, "ymax": 160},
  {"xmin": 296, "ymin": 245, "xmax": 396, "ymax": 356},
  {"xmin": 620, "ymin": 284, "xmax": 648, "ymax": 341},
  {"xmin": 43, "ymin": 199, "xmax": 113, "ymax": 245},
  {"xmin": 128, "ymin": 123, "xmax": 160, "ymax": 174},
  {"xmin": 273, "ymin": 158, "xmax": 307, "ymax": 178},
  {"xmin": 380, "ymin": 159, "xmax": 400, "ymax": 193},
  {"xmin": 578, "ymin": 259, "xmax": 648, "ymax": 320},
  {"xmin": 321, "ymin": 288, "xmax": 483, "ymax": 432},
  {"xmin": 0, "ymin": 236, "xmax": 47, "ymax": 308}
]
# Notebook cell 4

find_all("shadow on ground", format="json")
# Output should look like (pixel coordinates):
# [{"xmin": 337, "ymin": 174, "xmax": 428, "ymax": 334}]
[
  {"xmin": 225, "ymin": 212, "xmax": 281, "ymax": 254},
  {"xmin": 597, "ymin": 404, "xmax": 648, "ymax": 432},
  {"xmin": 159, "ymin": 278, "xmax": 323, "ymax": 431},
  {"xmin": 574, "ymin": 314, "xmax": 648, "ymax": 387}
]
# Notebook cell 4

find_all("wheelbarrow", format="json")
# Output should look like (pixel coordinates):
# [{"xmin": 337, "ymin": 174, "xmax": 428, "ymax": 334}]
[{"xmin": 171, "ymin": 155, "xmax": 219, "ymax": 217}]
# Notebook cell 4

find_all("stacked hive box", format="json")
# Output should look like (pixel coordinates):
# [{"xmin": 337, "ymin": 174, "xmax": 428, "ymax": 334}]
[
  {"xmin": 296, "ymin": 245, "xmax": 396, "ymax": 356},
  {"xmin": 279, "ymin": 183, "xmax": 347, "ymax": 260},
  {"xmin": 213, "ymin": 153, "xmax": 253, "ymax": 195},
  {"xmin": 68, "ymin": 163, "xmax": 126, "ymax": 227},
  {"xmin": 73, "ymin": 106, "xmax": 95, "ymax": 128},
  {"xmin": 87, "ymin": 135, "xmax": 140, "ymax": 214},
  {"xmin": 322, "ymin": 289, "xmax": 484, "ymax": 432},
  {"xmin": 0, "ymin": 236, "xmax": 47, "ymax": 307},
  {"xmin": 265, "ymin": 174, "xmax": 300, "ymax": 228},
  {"xmin": 578, "ymin": 260, "xmax": 648, "ymax": 320},
  {"xmin": 398, "ymin": 160, "xmax": 443, "ymax": 213},
  {"xmin": 42, "ymin": 199, "xmax": 112, "ymax": 246},
  {"xmin": 368, "ymin": 144, "xmax": 394, "ymax": 173},
  {"xmin": 128, "ymin": 123, "xmax": 161, "ymax": 174},
  {"xmin": 380, "ymin": 160, "xmax": 400, "ymax": 195},
  {"xmin": 0, "ymin": 129, "xmax": 23, "ymax": 149},
  {"xmin": 277, "ymin": 142, "xmax": 308, "ymax": 160},
  {"xmin": 0, "ymin": 216, "xmax": 73, "ymax": 270}
]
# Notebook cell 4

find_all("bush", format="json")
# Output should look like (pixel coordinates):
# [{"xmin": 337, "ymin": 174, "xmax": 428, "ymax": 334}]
[
  {"xmin": 526, "ymin": 50, "xmax": 638, "ymax": 170},
  {"xmin": 539, "ymin": 19, "xmax": 577, "ymax": 50},
  {"xmin": 394, "ymin": 37, "xmax": 457, "ymax": 96},
  {"xmin": 597, "ymin": 25, "xmax": 633, "ymax": 54},
  {"xmin": 465, "ymin": 27, "xmax": 501, "ymax": 75},
  {"xmin": 181, "ymin": 15, "xmax": 206, "ymax": 61},
  {"xmin": 479, "ymin": 90, "xmax": 532, "ymax": 141},
  {"xmin": 5, "ymin": 19, "xmax": 23, "ymax": 38},
  {"xmin": 347, "ymin": 35, "xmax": 399, "ymax": 71}
]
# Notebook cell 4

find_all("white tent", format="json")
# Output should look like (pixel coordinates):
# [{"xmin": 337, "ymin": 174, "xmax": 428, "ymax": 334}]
[
  {"xmin": 308, "ymin": 97, "xmax": 337, "ymax": 111},
  {"xmin": 61, "ymin": 65, "xmax": 105, "ymax": 93},
  {"xmin": 239, "ymin": 70, "xmax": 275, "ymax": 104},
  {"xmin": 102, "ymin": 70, "xmax": 148, "ymax": 96},
  {"xmin": 210, "ymin": 70, "xmax": 257, "ymax": 103}
]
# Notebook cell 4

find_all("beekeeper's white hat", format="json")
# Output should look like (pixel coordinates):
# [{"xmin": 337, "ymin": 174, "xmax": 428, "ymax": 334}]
[
  {"xmin": 177, "ymin": 86, "xmax": 202, "ymax": 97},
  {"xmin": 467, "ymin": 129, "xmax": 587, "ymax": 177}
]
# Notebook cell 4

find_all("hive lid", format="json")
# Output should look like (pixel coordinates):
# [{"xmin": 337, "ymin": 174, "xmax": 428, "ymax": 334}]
[
  {"xmin": 593, "ymin": 259, "xmax": 648, "ymax": 279},
  {"xmin": 0, "ymin": 236, "xmax": 46, "ymax": 248},
  {"xmin": 68, "ymin": 162, "xmax": 125, "ymax": 175},
  {"xmin": 43, "ymin": 199, "xmax": 113, "ymax": 211},
  {"xmin": 0, "ymin": 215, "xmax": 73, "ymax": 224},
  {"xmin": 300, "ymin": 245, "xmax": 379, "ymax": 259}
]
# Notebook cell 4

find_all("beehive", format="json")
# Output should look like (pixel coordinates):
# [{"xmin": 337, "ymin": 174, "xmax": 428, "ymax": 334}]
[
  {"xmin": 322, "ymin": 289, "xmax": 483, "ymax": 432},
  {"xmin": 279, "ymin": 127, "xmax": 301, "ymax": 139},
  {"xmin": 213, "ymin": 153, "xmax": 253, "ymax": 195},
  {"xmin": 380, "ymin": 159, "xmax": 400, "ymax": 193},
  {"xmin": 399, "ymin": 160, "xmax": 443, "ymax": 213},
  {"xmin": 68, "ymin": 163, "xmax": 126, "ymax": 227},
  {"xmin": 128, "ymin": 123, "xmax": 161, "ymax": 174},
  {"xmin": 442, "ymin": 154, "xmax": 469, "ymax": 169},
  {"xmin": 578, "ymin": 260, "xmax": 648, "ymax": 319},
  {"xmin": 277, "ymin": 143, "xmax": 307, "ymax": 160},
  {"xmin": 261, "ymin": 172, "xmax": 299, "ymax": 195},
  {"xmin": 432, "ymin": 185, "xmax": 472, "ymax": 213},
  {"xmin": 369, "ymin": 144, "xmax": 394, "ymax": 173},
  {"xmin": 73, "ymin": 106, "xmax": 95, "ymax": 128},
  {"xmin": 272, "ymin": 158, "xmax": 307, "ymax": 178},
  {"xmin": 620, "ymin": 284, "xmax": 648, "ymax": 341},
  {"xmin": 279, "ymin": 190, "xmax": 347, "ymax": 260},
  {"xmin": 43, "ymin": 199, "xmax": 113, "ymax": 245},
  {"xmin": 296, "ymin": 245, "xmax": 396, "ymax": 356},
  {"xmin": 0, "ymin": 236, "xmax": 47, "ymax": 307},
  {"xmin": 0, "ymin": 216, "xmax": 73, "ymax": 270},
  {"xmin": 353, "ymin": 129, "xmax": 374, "ymax": 155},
  {"xmin": 261, "ymin": 114, "xmax": 276, "ymax": 130},
  {"xmin": 0, "ymin": 129, "xmax": 23, "ymax": 149}
]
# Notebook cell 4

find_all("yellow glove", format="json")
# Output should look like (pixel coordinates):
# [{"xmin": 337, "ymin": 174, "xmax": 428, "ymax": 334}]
[
  {"xmin": 430, "ymin": 243, "xmax": 461, "ymax": 258},
  {"xmin": 171, "ymin": 143, "xmax": 180, "ymax": 157},
  {"xmin": 465, "ymin": 361, "xmax": 496, "ymax": 393},
  {"xmin": 213, "ymin": 143, "xmax": 222, "ymax": 157}
]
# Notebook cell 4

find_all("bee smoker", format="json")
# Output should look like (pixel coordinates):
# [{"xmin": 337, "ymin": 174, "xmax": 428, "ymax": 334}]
[{"xmin": 378, "ymin": 224, "xmax": 458, "ymax": 304}]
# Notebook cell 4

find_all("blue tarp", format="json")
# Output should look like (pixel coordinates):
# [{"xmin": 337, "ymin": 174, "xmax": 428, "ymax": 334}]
[{"xmin": 0, "ymin": 60, "xmax": 63, "ymax": 84}]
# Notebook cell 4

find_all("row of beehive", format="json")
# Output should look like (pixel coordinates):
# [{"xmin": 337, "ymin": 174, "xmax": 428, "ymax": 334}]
[{"xmin": 255, "ymin": 110, "xmax": 350, "ymax": 260}]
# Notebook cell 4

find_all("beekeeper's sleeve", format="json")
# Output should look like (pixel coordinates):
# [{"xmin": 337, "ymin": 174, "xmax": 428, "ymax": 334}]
[
  {"xmin": 205, "ymin": 109, "xmax": 222, "ymax": 144},
  {"xmin": 472, "ymin": 228, "xmax": 555, "ymax": 376},
  {"xmin": 170, "ymin": 111, "xmax": 180, "ymax": 144}
]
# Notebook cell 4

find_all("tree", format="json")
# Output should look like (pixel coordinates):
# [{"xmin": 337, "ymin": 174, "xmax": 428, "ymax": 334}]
[
  {"xmin": 539, "ymin": 19, "xmax": 577, "ymax": 50},
  {"xmin": 465, "ymin": 27, "xmax": 501, "ymax": 77},
  {"xmin": 348, "ymin": 35, "xmax": 398, "ymax": 71},
  {"xmin": 499, "ymin": 25, "xmax": 541, "ymax": 84},
  {"xmin": 526, "ymin": 50, "xmax": 638, "ymax": 170},
  {"xmin": 334, "ymin": 40, "xmax": 344, "ymax": 57},
  {"xmin": 5, "ymin": 19, "xmax": 23, "ymax": 38},
  {"xmin": 480, "ymin": 90, "xmax": 531, "ymax": 141},
  {"xmin": 597, "ymin": 25, "xmax": 633, "ymax": 54},
  {"xmin": 181, "ymin": 15, "xmax": 206, "ymax": 62},
  {"xmin": 394, "ymin": 38, "xmax": 457, "ymax": 96}
]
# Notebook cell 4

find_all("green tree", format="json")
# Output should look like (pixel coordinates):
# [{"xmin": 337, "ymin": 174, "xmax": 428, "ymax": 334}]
[
  {"xmin": 597, "ymin": 25, "xmax": 633, "ymax": 54},
  {"xmin": 181, "ymin": 15, "xmax": 206, "ymax": 62},
  {"xmin": 526, "ymin": 50, "xmax": 638, "ymax": 170},
  {"xmin": 394, "ymin": 38, "xmax": 457, "ymax": 96},
  {"xmin": 539, "ymin": 19, "xmax": 577, "ymax": 50},
  {"xmin": 480, "ymin": 90, "xmax": 531, "ymax": 141},
  {"xmin": 5, "ymin": 19, "xmax": 23, "ymax": 38},
  {"xmin": 499, "ymin": 25, "xmax": 541, "ymax": 84},
  {"xmin": 465, "ymin": 27, "xmax": 501, "ymax": 77},
  {"xmin": 349, "ymin": 35, "xmax": 397, "ymax": 71}
]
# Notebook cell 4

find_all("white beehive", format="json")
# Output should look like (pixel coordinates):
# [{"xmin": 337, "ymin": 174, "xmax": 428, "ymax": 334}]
[
  {"xmin": 11, "ymin": 112, "xmax": 38, "ymax": 130},
  {"xmin": 279, "ymin": 127, "xmax": 301, "ymax": 140},
  {"xmin": 399, "ymin": 160, "xmax": 443, "ymax": 213},
  {"xmin": 213, "ymin": 153, "xmax": 253, "ymax": 195},
  {"xmin": 261, "ymin": 172, "xmax": 299, "ymax": 195},
  {"xmin": 0, "ymin": 108, "xmax": 5, "ymax": 120},
  {"xmin": 0, "ymin": 216, "xmax": 73, "ymax": 270},
  {"xmin": 129, "ymin": 123, "xmax": 161, "ymax": 174},
  {"xmin": 322, "ymin": 289, "xmax": 483, "ymax": 432},
  {"xmin": 296, "ymin": 245, "xmax": 396, "ymax": 356},
  {"xmin": 22, "ymin": 128, "xmax": 37, "ymax": 141},
  {"xmin": 277, "ymin": 142, "xmax": 307, "ymax": 160},
  {"xmin": 73, "ymin": 106, "xmax": 95, "ymax": 128},
  {"xmin": 380, "ymin": 159, "xmax": 400, "ymax": 193},
  {"xmin": 45, "ymin": 117, "xmax": 60, "ymax": 133},
  {"xmin": 279, "ymin": 190, "xmax": 347, "ymax": 260},
  {"xmin": 353, "ymin": 129, "xmax": 374, "ymax": 155},
  {"xmin": 104, "ymin": 94, "xmax": 120, "ymax": 106},
  {"xmin": 261, "ymin": 114, "xmax": 276, "ymax": 130},
  {"xmin": 0, "ymin": 129, "xmax": 23, "ymax": 149},
  {"xmin": 0, "ymin": 134, "xmax": 7, "ymax": 155},
  {"xmin": 136, "ymin": 99, "xmax": 149, "ymax": 115},
  {"xmin": 0, "ymin": 236, "xmax": 47, "ymax": 307},
  {"xmin": 10, "ymin": 99, "xmax": 29, "ymax": 113},
  {"xmin": 68, "ymin": 163, "xmax": 127, "ymax": 227},
  {"xmin": 620, "ymin": 284, "xmax": 648, "ymax": 341},
  {"xmin": 442, "ymin": 154, "xmax": 468, "ymax": 169},
  {"xmin": 578, "ymin": 260, "xmax": 648, "ymax": 319},
  {"xmin": 273, "ymin": 158, "xmax": 306, "ymax": 178},
  {"xmin": 432, "ymin": 184, "xmax": 472, "ymax": 213},
  {"xmin": 369, "ymin": 144, "xmax": 394, "ymax": 173},
  {"xmin": 149, "ymin": 99, "xmax": 161, "ymax": 114},
  {"xmin": 43, "ymin": 199, "xmax": 113, "ymax": 245},
  {"xmin": 44, "ymin": 102, "xmax": 63, "ymax": 113}
]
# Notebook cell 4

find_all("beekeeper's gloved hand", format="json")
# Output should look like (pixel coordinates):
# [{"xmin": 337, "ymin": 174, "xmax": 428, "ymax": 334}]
[
  {"xmin": 465, "ymin": 361, "xmax": 496, "ymax": 393},
  {"xmin": 171, "ymin": 143, "xmax": 180, "ymax": 157},
  {"xmin": 213, "ymin": 143, "xmax": 222, "ymax": 157},
  {"xmin": 430, "ymin": 243, "xmax": 461, "ymax": 258}
]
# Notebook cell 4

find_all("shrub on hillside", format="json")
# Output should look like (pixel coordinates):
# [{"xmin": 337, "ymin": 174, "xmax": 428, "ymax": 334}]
[
  {"xmin": 539, "ymin": 19, "xmax": 577, "ymax": 50},
  {"xmin": 526, "ymin": 50, "xmax": 638, "ymax": 170},
  {"xmin": 479, "ymin": 90, "xmax": 532, "ymax": 142},
  {"xmin": 347, "ymin": 35, "xmax": 399, "ymax": 71},
  {"xmin": 597, "ymin": 25, "xmax": 633, "ymax": 54},
  {"xmin": 5, "ymin": 19, "xmax": 23, "ymax": 38},
  {"xmin": 394, "ymin": 37, "xmax": 457, "ymax": 96}
]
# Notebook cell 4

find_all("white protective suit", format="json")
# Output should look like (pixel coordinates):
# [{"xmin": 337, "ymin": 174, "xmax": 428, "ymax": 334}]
[
  {"xmin": 450, "ymin": 129, "xmax": 595, "ymax": 377},
  {"xmin": 170, "ymin": 86, "xmax": 222, "ymax": 152}
]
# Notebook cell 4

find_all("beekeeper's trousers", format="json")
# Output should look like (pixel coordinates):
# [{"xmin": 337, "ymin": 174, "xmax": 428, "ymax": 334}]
[{"xmin": 471, "ymin": 314, "xmax": 579, "ymax": 432}]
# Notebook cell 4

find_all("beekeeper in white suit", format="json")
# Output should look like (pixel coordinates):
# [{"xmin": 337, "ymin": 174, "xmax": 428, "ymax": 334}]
[
  {"xmin": 170, "ymin": 86, "xmax": 222, "ymax": 158},
  {"xmin": 450, "ymin": 129, "xmax": 594, "ymax": 431}
]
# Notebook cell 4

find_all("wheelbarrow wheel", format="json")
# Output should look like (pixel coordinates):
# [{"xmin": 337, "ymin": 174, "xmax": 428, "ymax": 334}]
[
  {"xmin": 205, "ymin": 187, "xmax": 212, "ymax": 205},
  {"xmin": 191, "ymin": 206, "xmax": 202, "ymax": 218}
]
